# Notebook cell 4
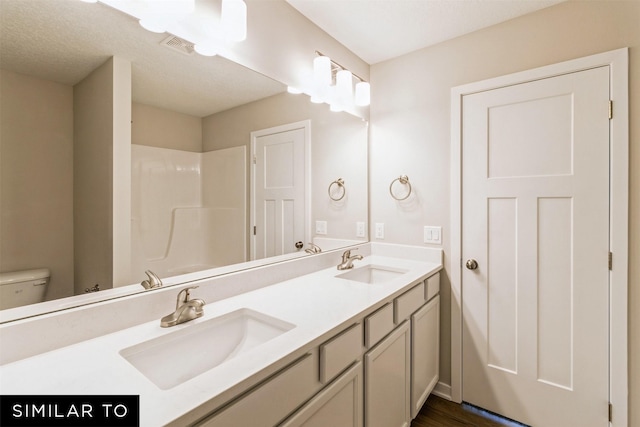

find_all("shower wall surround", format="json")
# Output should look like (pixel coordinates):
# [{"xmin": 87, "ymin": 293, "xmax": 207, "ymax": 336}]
[{"xmin": 131, "ymin": 145, "xmax": 246, "ymax": 278}]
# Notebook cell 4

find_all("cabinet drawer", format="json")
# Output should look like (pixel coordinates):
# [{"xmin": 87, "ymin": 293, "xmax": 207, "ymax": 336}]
[
  {"xmin": 320, "ymin": 323, "xmax": 363, "ymax": 383},
  {"xmin": 394, "ymin": 281, "xmax": 426, "ymax": 323},
  {"xmin": 365, "ymin": 303, "xmax": 394, "ymax": 348},
  {"xmin": 425, "ymin": 272, "xmax": 440, "ymax": 301},
  {"xmin": 197, "ymin": 351, "xmax": 320, "ymax": 427}
]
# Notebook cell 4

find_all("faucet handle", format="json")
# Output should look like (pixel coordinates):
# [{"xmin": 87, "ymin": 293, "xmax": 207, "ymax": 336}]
[
  {"xmin": 176, "ymin": 286, "xmax": 199, "ymax": 308},
  {"xmin": 141, "ymin": 270, "xmax": 162, "ymax": 289}
]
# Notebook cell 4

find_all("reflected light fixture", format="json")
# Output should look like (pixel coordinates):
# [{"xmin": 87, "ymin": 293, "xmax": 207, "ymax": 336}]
[
  {"xmin": 84, "ymin": 0, "xmax": 247, "ymax": 58},
  {"xmin": 293, "ymin": 51, "xmax": 370, "ymax": 111},
  {"xmin": 139, "ymin": 0, "xmax": 195, "ymax": 34},
  {"xmin": 221, "ymin": 0, "xmax": 247, "ymax": 42}
]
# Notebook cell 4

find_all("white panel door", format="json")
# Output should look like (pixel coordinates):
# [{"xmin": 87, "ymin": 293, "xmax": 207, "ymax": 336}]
[
  {"xmin": 253, "ymin": 126, "xmax": 306, "ymax": 260},
  {"xmin": 462, "ymin": 66, "xmax": 610, "ymax": 426}
]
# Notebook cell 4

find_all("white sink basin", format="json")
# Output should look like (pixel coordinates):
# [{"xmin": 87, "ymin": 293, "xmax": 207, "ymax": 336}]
[
  {"xmin": 336, "ymin": 264, "xmax": 408, "ymax": 284},
  {"xmin": 120, "ymin": 308, "xmax": 295, "ymax": 390}
]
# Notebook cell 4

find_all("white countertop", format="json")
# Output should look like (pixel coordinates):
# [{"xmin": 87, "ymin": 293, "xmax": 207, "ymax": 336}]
[{"xmin": 0, "ymin": 254, "xmax": 441, "ymax": 426}]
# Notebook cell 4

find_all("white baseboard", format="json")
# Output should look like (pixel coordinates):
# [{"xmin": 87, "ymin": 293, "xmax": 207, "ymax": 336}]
[{"xmin": 432, "ymin": 381, "xmax": 452, "ymax": 401}]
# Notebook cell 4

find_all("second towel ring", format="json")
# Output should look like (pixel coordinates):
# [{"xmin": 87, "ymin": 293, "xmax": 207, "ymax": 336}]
[
  {"xmin": 389, "ymin": 175, "xmax": 412, "ymax": 201},
  {"xmin": 328, "ymin": 178, "xmax": 346, "ymax": 201}
]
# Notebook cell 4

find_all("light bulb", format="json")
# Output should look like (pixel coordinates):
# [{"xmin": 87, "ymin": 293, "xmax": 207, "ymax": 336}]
[
  {"xmin": 221, "ymin": 0, "xmax": 247, "ymax": 42},
  {"xmin": 194, "ymin": 40, "xmax": 219, "ymax": 56},
  {"xmin": 336, "ymin": 69, "xmax": 353, "ymax": 106},
  {"xmin": 355, "ymin": 81, "xmax": 370, "ymax": 106},
  {"xmin": 138, "ymin": 0, "xmax": 195, "ymax": 33},
  {"xmin": 312, "ymin": 56, "xmax": 331, "ymax": 101}
]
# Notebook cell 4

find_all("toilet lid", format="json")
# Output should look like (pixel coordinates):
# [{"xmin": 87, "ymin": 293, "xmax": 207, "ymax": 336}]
[{"xmin": 0, "ymin": 268, "xmax": 50, "ymax": 286}]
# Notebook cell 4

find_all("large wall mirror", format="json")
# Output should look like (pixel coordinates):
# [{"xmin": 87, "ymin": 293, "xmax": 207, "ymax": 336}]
[{"xmin": 0, "ymin": 0, "xmax": 368, "ymax": 321}]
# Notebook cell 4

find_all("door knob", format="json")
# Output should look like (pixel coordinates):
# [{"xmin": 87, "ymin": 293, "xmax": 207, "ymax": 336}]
[
  {"xmin": 465, "ymin": 259, "xmax": 478, "ymax": 270},
  {"xmin": 295, "ymin": 241, "xmax": 304, "ymax": 249}
]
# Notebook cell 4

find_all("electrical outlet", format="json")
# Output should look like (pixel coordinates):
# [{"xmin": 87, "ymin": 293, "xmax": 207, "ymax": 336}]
[
  {"xmin": 356, "ymin": 222, "xmax": 366, "ymax": 238},
  {"xmin": 424, "ymin": 226, "xmax": 442, "ymax": 244},
  {"xmin": 316, "ymin": 220, "xmax": 327, "ymax": 235},
  {"xmin": 375, "ymin": 223, "xmax": 385, "ymax": 239}
]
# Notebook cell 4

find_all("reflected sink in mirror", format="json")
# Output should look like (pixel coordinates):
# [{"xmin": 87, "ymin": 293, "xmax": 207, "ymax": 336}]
[
  {"xmin": 336, "ymin": 265, "xmax": 408, "ymax": 284},
  {"xmin": 120, "ymin": 309, "xmax": 295, "ymax": 390}
]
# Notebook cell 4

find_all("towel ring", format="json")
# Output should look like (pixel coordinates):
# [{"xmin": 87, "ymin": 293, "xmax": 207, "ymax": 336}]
[
  {"xmin": 328, "ymin": 178, "xmax": 346, "ymax": 201},
  {"xmin": 389, "ymin": 175, "xmax": 412, "ymax": 201}
]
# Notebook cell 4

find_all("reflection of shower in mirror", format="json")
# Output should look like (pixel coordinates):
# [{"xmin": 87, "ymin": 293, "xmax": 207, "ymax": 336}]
[{"xmin": 131, "ymin": 145, "xmax": 246, "ymax": 278}]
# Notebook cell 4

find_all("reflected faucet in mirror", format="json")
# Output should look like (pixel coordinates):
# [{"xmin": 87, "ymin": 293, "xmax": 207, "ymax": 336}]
[
  {"xmin": 161, "ymin": 286, "xmax": 205, "ymax": 328},
  {"xmin": 305, "ymin": 243, "xmax": 322, "ymax": 254},
  {"xmin": 141, "ymin": 270, "xmax": 163, "ymax": 290}
]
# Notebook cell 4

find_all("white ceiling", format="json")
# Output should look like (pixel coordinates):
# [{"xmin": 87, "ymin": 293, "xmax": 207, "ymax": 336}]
[
  {"xmin": 286, "ymin": 0, "xmax": 565, "ymax": 64},
  {"xmin": 0, "ymin": 0, "xmax": 285, "ymax": 117}
]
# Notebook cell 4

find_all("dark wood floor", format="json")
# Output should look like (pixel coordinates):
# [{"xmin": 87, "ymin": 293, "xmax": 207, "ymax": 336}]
[{"xmin": 412, "ymin": 395, "xmax": 520, "ymax": 427}]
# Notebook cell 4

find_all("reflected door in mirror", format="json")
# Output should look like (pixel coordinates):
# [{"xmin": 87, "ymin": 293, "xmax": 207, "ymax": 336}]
[{"xmin": 252, "ymin": 124, "xmax": 308, "ymax": 260}]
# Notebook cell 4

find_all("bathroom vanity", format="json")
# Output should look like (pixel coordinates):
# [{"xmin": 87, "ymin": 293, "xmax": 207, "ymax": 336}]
[{"xmin": 0, "ymin": 244, "xmax": 441, "ymax": 426}]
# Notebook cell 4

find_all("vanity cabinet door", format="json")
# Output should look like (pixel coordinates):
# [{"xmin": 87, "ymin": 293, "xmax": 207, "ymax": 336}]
[
  {"xmin": 364, "ymin": 320, "xmax": 411, "ymax": 427},
  {"xmin": 410, "ymin": 295, "xmax": 440, "ymax": 418},
  {"xmin": 196, "ymin": 351, "xmax": 321, "ymax": 427},
  {"xmin": 280, "ymin": 362, "xmax": 363, "ymax": 427}
]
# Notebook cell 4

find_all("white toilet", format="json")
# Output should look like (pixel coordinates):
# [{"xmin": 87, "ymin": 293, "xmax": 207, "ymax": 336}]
[{"xmin": 0, "ymin": 268, "xmax": 50, "ymax": 310}]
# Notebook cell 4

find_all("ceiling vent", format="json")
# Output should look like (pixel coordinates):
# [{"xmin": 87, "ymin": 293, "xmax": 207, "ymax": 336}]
[{"xmin": 161, "ymin": 35, "xmax": 195, "ymax": 56}]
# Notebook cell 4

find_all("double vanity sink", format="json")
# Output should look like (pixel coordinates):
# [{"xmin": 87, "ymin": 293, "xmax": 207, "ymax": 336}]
[
  {"xmin": 122, "ymin": 261, "xmax": 410, "ymax": 391},
  {"xmin": 0, "ymin": 244, "xmax": 442, "ymax": 426}
]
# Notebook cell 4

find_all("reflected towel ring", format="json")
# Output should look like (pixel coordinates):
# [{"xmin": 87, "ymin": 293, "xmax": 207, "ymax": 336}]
[
  {"xmin": 389, "ymin": 175, "xmax": 412, "ymax": 201},
  {"xmin": 328, "ymin": 178, "xmax": 346, "ymax": 201}
]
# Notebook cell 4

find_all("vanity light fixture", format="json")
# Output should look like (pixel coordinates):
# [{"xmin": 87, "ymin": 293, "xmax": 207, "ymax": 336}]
[{"xmin": 290, "ymin": 51, "xmax": 370, "ymax": 111}]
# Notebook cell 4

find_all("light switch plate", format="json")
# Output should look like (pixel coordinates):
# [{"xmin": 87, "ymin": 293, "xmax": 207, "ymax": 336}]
[
  {"xmin": 375, "ymin": 223, "xmax": 385, "ymax": 239},
  {"xmin": 424, "ymin": 226, "xmax": 442, "ymax": 244},
  {"xmin": 356, "ymin": 222, "xmax": 366, "ymax": 238},
  {"xmin": 316, "ymin": 220, "xmax": 327, "ymax": 235}
]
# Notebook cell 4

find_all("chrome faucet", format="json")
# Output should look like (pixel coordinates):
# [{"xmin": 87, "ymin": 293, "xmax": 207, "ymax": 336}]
[
  {"xmin": 141, "ymin": 270, "xmax": 162, "ymax": 289},
  {"xmin": 160, "ymin": 286, "xmax": 205, "ymax": 328},
  {"xmin": 305, "ymin": 243, "xmax": 322, "ymax": 254},
  {"xmin": 337, "ymin": 248, "xmax": 363, "ymax": 270}
]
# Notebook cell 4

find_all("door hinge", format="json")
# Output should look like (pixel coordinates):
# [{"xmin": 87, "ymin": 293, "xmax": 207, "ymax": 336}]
[
  {"xmin": 253, "ymin": 226, "xmax": 257, "ymax": 236},
  {"xmin": 609, "ymin": 100, "xmax": 613, "ymax": 119},
  {"xmin": 609, "ymin": 402, "xmax": 613, "ymax": 422},
  {"xmin": 253, "ymin": 155, "xmax": 257, "ymax": 164},
  {"xmin": 608, "ymin": 252, "xmax": 613, "ymax": 270}
]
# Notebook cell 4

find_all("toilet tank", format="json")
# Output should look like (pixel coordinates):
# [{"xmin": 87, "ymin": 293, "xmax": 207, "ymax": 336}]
[{"xmin": 0, "ymin": 268, "xmax": 50, "ymax": 310}]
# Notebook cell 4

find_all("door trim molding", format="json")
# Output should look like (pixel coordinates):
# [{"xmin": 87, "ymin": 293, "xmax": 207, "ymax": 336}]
[
  {"xmin": 250, "ymin": 120, "xmax": 312, "ymax": 260},
  {"xmin": 449, "ymin": 48, "xmax": 629, "ymax": 425}
]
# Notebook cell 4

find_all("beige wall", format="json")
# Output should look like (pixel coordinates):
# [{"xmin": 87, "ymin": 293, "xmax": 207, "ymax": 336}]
[
  {"xmin": 203, "ymin": 92, "xmax": 368, "ymax": 256},
  {"xmin": 0, "ymin": 70, "xmax": 74, "ymax": 301},
  {"xmin": 370, "ymin": 0, "xmax": 639, "ymax": 422},
  {"xmin": 73, "ymin": 57, "xmax": 132, "ymax": 293},
  {"xmin": 132, "ymin": 103, "xmax": 203, "ymax": 152}
]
